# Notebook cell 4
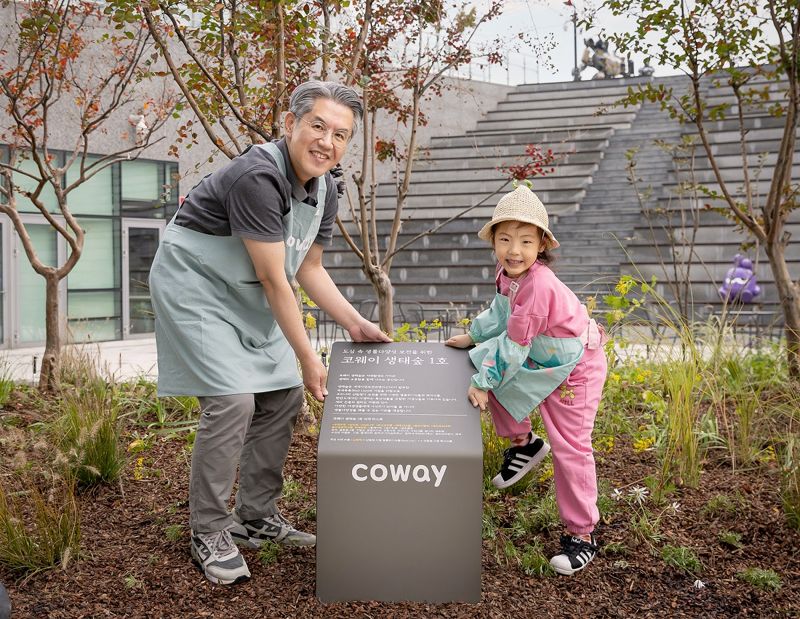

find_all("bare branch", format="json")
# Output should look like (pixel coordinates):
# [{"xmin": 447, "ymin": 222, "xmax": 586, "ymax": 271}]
[
  {"xmin": 384, "ymin": 179, "xmax": 511, "ymax": 263},
  {"xmin": 142, "ymin": 5, "xmax": 236, "ymax": 159},
  {"xmin": 158, "ymin": 2, "xmax": 271, "ymax": 144}
]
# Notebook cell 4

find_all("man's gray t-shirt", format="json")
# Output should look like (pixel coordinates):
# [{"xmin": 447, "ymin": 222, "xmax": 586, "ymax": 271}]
[{"xmin": 175, "ymin": 138, "xmax": 337, "ymax": 244}]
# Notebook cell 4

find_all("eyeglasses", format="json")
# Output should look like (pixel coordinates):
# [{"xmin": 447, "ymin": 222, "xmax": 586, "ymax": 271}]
[{"xmin": 299, "ymin": 117, "xmax": 351, "ymax": 147}]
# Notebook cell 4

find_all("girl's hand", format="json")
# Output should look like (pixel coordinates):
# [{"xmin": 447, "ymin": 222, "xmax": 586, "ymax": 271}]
[
  {"xmin": 468, "ymin": 386, "xmax": 489, "ymax": 410},
  {"xmin": 446, "ymin": 333, "xmax": 473, "ymax": 349}
]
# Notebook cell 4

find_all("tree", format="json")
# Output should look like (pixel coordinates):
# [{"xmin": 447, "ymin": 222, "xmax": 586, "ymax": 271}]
[
  {"xmin": 333, "ymin": 0, "xmax": 507, "ymax": 332},
  {"xmin": 0, "ymin": 0, "xmax": 176, "ymax": 390},
  {"xmin": 597, "ymin": 0, "xmax": 800, "ymax": 376},
  {"xmin": 127, "ymin": 0, "xmax": 544, "ymax": 334},
  {"xmin": 118, "ymin": 0, "xmax": 325, "ymax": 160}
]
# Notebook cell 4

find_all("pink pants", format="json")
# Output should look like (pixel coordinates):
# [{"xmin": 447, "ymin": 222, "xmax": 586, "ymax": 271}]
[{"xmin": 489, "ymin": 346, "xmax": 607, "ymax": 535}]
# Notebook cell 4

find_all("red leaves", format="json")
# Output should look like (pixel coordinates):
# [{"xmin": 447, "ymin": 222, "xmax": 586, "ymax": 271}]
[
  {"xmin": 498, "ymin": 144, "xmax": 559, "ymax": 182},
  {"xmin": 374, "ymin": 138, "xmax": 399, "ymax": 162}
]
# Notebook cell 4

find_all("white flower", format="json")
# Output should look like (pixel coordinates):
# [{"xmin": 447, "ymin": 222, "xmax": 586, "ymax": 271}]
[
  {"xmin": 693, "ymin": 579, "xmax": 706, "ymax": 590},
  {"xmin": 628, "ymin": 485, "xmax": 649, "ymax": 504},
  {"xmin": 670, "ymin": 501, "xmax": 681, "ymax": 513},
  {"xmin": 611, "ymin": 488, "xmax": 623, "ymax": 501}
]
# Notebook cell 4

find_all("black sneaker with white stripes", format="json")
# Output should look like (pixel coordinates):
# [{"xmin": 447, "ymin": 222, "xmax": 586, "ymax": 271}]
[
  {"xmin": 230, "ymin": 509, "xmax": 316, "ymax": 548},
  {"xmin": 550, "ymin": 534, "xmax": 599, "ymax": 575},
  {"xmin": 491, "ymin": 435, "xmax": 550, "ymax": 489}
]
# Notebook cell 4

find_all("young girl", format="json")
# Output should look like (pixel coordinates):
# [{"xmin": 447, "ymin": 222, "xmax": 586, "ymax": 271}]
[{"xmin": 446, "ymin": 184, "xmax": 607, "ymax": 576}]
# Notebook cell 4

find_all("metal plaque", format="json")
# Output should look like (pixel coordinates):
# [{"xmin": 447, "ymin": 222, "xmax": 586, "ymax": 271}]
[{"xmin": 317, "ymin": 341, "xmax": 483, "ymax": 603}]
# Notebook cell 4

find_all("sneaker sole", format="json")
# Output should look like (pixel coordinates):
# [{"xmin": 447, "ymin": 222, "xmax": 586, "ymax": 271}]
[
  {"xmin": 231, "ymin": 532, "xmax": 316, "ymax": 549},
  {"xmin": 190, "ymin": 545, "xmax": 251, "ymax": 585},
  {"xmin": 550, "ymin": 551, "xmax": 596, "ymax": 576},
  {"xmin": 492, "ymin": 441, "xmax": 551, "ymax": 489}
]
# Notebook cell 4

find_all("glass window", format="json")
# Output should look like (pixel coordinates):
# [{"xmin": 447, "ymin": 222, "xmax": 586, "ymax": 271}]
[
  {"xmin": 70, "ymin": 219, "xmax": 116, "ymax": 289},
  {"xmin": 127, "ymin": 227, "xmax": 160, "ymax": 334},
  {"xmin": 67, "ymin": 317, "xmax": 120, "ymax": 343},
  {"xmin": 68, "ymin": 290, "xmax": 116, "ymax": 319},
  {"xmin": 13, "ymin": 156, "xmax": 60, "ymax": 214},
  {"xmin": 18, "ymin": 224, "xmax": 57, "ymax": 345},
  {"xmin": 121, "ymin": 160, "xmax": 159, "ymax": 201},
  {"xmin": 165, "ymin": 163, "xmax": 181, "ymax": 219},
  {"xmin": 66, "ymin": 157, "xmax": 115, "ymax": 216},
  {"xmin": 66, "ymin": 218, "xmax": 120, "ymax": 343}
]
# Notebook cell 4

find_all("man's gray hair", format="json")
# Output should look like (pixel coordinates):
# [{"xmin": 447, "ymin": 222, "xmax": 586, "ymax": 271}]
[{"xmin": 288, "ymin": 81, "xmax": 363, "ymax": 135}]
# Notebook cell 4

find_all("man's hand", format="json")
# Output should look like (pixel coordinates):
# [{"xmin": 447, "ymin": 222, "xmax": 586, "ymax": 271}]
[
  {"xmin": 468, "ymin": 386, "xmax": 488, "ymax": 410},
  {"xmin": 301, "ymin": 354, "xmax": 328, "ymax": 401},
  {"xmin": 445, "ymin": 333, "xmax": 473, "ymax": 349},
  {"xmin": 348, "ymin": 318, "xmax": 392, "ymax": 343}
]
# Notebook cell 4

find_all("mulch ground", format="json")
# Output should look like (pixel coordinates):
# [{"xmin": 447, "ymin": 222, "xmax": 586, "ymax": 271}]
[{"xmin": 2, "ymin": 420, "xmax": 799, "ymax": 618}]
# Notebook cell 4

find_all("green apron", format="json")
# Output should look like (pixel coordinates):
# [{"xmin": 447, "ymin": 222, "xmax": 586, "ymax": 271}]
[
  {"xmin": 150, "ymin": 142, "xmax": 325, "ymax": 396},
  {"xmin": 469, "ymin": 293, "xmax": 584, "ymax": 423}
]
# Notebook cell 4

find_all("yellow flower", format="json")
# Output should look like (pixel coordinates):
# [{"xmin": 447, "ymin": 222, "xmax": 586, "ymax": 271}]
[
  {"xmin": 127, "ymin": 438, "xmax": 147, "ymax": 453},
  {"xmin": 632, "ymin": 436, "xmax": 655, "ymax": 452},
  {"xmin": 133, "ymin": 456, "xmax": 145, "ymax": 481},
  {"xmin": 304, "ymin": 312, "xmax": 317, "ymax": 330},
  {"xmin": 609, "ymin": 372, "xmax": 621, "ymax": 383},
  {"xmin": 538, "ymin": 463, "xmax": 554, "ymax": 483},
  {"xmin": 615, "ymin": 276, "xmax": 635, "ymax": 295},
  {"xmin": 595, "ymin": 435, "xmax": 615, "ymax": 453},
  {"xmin": 758, "ymin": 445, "xmax": 776, "ymax": 463}
]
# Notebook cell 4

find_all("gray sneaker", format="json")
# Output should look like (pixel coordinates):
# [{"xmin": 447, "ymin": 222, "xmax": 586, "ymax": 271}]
[
  {"xmin": 190, "ymin": 528, "xmax": 251, "ymax": 585},
  {"xmin": 231, "ymin": 509, "xmax": 316, "ymax": 548}
]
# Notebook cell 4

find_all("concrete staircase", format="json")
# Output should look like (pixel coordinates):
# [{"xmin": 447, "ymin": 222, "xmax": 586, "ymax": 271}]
[
  {"xmin": 324, "ymin": 73, "xmax": 799, "ymax": 325},
  {"xmin": 551, "ymin": 77, "xmax": 686, "ymax": 305},
  {"xmin": 325, "ymin": 78, "xmax": 646, "ymax": 315},
  {"xmin": 623, "ymin": 75, "xmax": 800, "ymax": 319}
]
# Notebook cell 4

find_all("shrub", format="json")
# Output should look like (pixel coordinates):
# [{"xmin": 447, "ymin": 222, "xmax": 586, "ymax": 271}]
[
  {"xmin": 737, "ymin": 567, "xmax": 782, "ymax": 591},
  {"xmin": 0, "ymin": 358, "xmax": 13, "ymax": 408},
  {"xmin": 661, "ymin": 545, "xmax": 702, "ymax": 575},
  {"xmin": 700, "ymin": 494, "xmax": 739, "ymax": 520},
  {"xmin": 258, "ymin": 540, "xmax": 283, "ymax": 565},
  {"xmin": 518, "ymin": 540, "xmax": 555, "ymax": 577},
  {"xmin": 718, "ymin": 531, "xmax": 744, "ymax": 549},
  {"xmin": 55, "ymin": 382, "xmax": 124, "ymax": 486},
  {"xmin": 0, "ymin": 471, "xmax": 81, "ymax": 574},
  {"xmin": 778, "ymin": 436, "xmax": 800, "ymax": 530},
  {"xmin": 512, "ymin": 489, "xmax": 560, "ymax": 536}
]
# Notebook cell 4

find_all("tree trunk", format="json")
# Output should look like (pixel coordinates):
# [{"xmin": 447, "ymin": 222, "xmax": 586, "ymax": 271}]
[
  {"xmin": 366, "ymin": 266, "xmax": 394, "ymax": 334},
  {"xmin": 766, "ymin": 242, "xmax": 800, "ymax": 379},
  {"xmin": 38, "ymin": 273, "xmax": 62, "ymax": 392},
  {"xmin": 320, "ymin": 0, "xmax": 330, "ymax": 80}
]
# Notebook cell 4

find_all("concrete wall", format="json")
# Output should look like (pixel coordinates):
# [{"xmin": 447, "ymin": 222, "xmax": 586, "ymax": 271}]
[
  {"xmin": 0, "ymin": 3, "xmax": 182, "ymax": 165},
  {"xmin": 178, "ymin": 77, "xmax": 514, "ymax": 202}
]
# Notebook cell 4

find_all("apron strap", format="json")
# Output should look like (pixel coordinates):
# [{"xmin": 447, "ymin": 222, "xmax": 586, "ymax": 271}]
[{"xmin": 259, "ymin": 141, "xmax": 287, "ymax": 176}]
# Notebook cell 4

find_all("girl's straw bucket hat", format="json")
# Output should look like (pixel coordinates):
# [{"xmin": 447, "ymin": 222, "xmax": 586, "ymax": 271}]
[{"xmin": 477, "ymin": 185, "xmax": 560, "ymax": 249}]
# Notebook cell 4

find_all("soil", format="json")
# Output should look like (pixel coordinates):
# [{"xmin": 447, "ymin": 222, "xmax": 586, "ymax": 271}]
[{"xmin": 1, "ymin": 407, "xmax": 799, "ymax": 618}]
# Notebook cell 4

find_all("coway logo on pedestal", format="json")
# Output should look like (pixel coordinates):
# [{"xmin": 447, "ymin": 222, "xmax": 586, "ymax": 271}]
[{"xmin": 351, "ymin": 463, "xmax": 447, "ymax": 488}]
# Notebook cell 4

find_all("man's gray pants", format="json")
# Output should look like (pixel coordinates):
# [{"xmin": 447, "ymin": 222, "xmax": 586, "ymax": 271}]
[{"xmin": 189, "ymin": 387, "xmax": 303, "ymax": 533}]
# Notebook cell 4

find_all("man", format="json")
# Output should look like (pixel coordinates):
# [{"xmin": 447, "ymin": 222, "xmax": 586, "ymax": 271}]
[{"xmin": 150, "ymin": 81, "xmax": 390, "ymax": 585}]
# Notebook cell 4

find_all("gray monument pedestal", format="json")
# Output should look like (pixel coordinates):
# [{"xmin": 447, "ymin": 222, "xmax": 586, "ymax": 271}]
[{"xmin": 317, "ymin": 342, "xmax": 483, "ymax": 603}]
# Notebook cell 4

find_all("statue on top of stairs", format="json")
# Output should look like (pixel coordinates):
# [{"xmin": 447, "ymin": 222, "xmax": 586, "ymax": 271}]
[{"xmin": 578, "ymin": 37, "xmax": 633, "ymax": 79}]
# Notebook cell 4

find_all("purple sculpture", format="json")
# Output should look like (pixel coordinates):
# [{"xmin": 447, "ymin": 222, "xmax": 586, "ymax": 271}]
[{"xmin": 719, "ymin": 254, "xmax": 761, "ymax": 304}]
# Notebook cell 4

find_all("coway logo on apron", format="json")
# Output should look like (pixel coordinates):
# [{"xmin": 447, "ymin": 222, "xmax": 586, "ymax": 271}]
[{"xmin": 285, "ymin": 234, "xmax": 314, "ymax": 252}]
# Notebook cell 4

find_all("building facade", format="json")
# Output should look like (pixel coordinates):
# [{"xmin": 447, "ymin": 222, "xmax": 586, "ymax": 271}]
[{"xmin": 1, "ymin": 149, "xmax": 179, "ymax": 349}]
